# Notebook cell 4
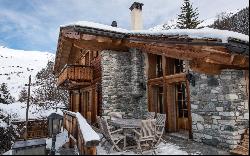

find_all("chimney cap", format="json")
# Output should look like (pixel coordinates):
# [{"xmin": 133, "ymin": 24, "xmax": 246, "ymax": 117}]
[
  {"xmin": 111, "ymin": 21, "xmax": 117, "ymax": 27},
  {"xmin": 129, "ymin": 2, "xmax": 144, "ymax": 11}
]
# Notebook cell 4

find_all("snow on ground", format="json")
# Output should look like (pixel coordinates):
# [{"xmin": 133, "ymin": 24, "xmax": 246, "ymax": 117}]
[
  {"xmin": 0, "ymin": 46, "xmax": 54, "ymax": 99},
  {"xmin": 97, "ymin": 142, "xmax": 188, "ymax": 155},
  {"xmin": 0, "ymin": 119, "xmax": 7, "ymax": 128},
  {"xmin": 0, "ymin": 102, "xmax": 63, "ymax": 121},
  {"xmin": 46, "ymin": 129, "xmax": 69, "ymax": 151},
  {"xmin": 2, "ymin": 149, "xmax": 12, "ymax": 155}
]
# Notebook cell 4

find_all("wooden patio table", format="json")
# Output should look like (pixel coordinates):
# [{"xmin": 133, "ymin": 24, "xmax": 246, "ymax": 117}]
[{"xmin": 110, "ymin": 118, "xmax": 142, "ymax": 150}]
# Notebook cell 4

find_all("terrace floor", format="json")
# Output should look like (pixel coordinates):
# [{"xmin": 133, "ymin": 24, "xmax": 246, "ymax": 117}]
[{"xmin": 57, "ymin": 133, "xmax": 231, "ymax": 155}]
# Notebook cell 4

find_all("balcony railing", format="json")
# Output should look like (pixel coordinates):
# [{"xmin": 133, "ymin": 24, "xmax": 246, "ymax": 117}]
[
  {"xmin": 57, "ymin": 64, "xmax": 93, "ymax": 87},
  {"xmin": 63, "ymin": 111, "xmax": 100, "ymax": 155}
]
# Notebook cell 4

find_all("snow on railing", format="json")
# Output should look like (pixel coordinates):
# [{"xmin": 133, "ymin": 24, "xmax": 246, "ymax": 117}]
[{"xmin": 63, "ymin": 110, "xmax": 100, "ymax": 155}]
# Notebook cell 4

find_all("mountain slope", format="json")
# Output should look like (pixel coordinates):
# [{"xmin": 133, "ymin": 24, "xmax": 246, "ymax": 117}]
[{"xmin": 0, "ymin": 46, "xmax": 54, "ymax": 99}]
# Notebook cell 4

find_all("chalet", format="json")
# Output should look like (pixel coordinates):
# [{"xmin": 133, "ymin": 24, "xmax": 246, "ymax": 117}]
[{"xmin": 54, "ymin": 2, "xmax": 249, "ymax": 150}]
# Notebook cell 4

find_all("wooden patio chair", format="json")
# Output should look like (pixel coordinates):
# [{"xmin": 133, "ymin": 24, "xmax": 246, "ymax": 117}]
[
  {"xmin": 101, "ymin": 118, "xmax": 125, "ymax": 153},
  {"xmin": 154, "ymin": 113, "xmax": 167, "ymax": 146},
  {"xmin": 132, "ymin": 119, "xmax": 156, "ymax": 154},
  {"xmin": 146, "ymin": 112, "xmax": 156, "ymax": 120}
]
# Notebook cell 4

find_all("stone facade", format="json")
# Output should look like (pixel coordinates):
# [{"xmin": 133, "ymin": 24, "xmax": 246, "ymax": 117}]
[
  {"xmin": 101, "ymin": 49, "xmax": 249, "ymax": 150},
  {"xmin": 190, "ymin": 69, "xmax": 249, "ymax": 149},
  {"xmin": 101, "ymin": 49, "xmax": 147, "ymax": 118}
]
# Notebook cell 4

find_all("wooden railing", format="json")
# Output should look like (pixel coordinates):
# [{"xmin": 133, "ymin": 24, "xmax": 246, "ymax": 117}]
[
  {"xmin": 57, "ymin": 64, "xmax": 93, "ymax": 87},
  {"xmin": 63, "ymin": 111, "xmax": 100, "ymax": 155}
]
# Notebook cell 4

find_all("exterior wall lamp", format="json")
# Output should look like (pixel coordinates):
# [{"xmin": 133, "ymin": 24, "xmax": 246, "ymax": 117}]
[{"xmin": 47, "ymin": 113, "xmax": 63, "ymax": 155}]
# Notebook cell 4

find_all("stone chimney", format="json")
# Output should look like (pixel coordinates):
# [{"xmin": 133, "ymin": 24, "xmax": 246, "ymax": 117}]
[{"xmin": 129, "ymin": 2, "xmax": 144, "ymax": 30}]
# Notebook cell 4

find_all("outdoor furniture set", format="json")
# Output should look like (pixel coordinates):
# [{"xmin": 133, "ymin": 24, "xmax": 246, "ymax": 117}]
[{"xmin": 96, "ymin": 112, "xmax": 167, "ymax": 154}]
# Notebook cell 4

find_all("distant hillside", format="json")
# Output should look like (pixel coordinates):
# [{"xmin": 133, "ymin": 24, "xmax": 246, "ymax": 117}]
[{"xmin": 0, "ymin": 46, "xmax": 54, "ymax": 99}]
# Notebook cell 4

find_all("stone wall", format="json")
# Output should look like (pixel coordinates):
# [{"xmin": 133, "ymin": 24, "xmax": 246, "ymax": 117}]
[
  {"xmin": 190, "ymin": 69, "xmax": 249, "ymax": 149},
  {"xmin": 101, "ymin": 49, "xmax": 147, "ymax": 118}
]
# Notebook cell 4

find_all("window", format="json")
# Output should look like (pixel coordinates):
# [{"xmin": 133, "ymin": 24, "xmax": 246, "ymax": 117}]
[
  {"xmin": 176, "ymin": 82, "xmax": 188, "ymax": 118},
  {"xmin": 156, "ymin": 55, "xmax": 163, "ymax": 77},
  {"xmin": 175, "ymin": 59, "xmax": 184, "ymax": 73},
  {"xmin": 158, "ymin": 86, "xmax": 164, "ymax": 114}
]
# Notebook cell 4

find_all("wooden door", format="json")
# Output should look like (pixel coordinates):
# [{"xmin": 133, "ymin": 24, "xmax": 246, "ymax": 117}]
[{"xmin": 176, "ymin": 82, "xmax": 189, "ymax": 131}]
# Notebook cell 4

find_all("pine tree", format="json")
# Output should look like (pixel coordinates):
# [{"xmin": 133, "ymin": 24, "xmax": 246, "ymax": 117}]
[
  {"xmin": 0, "ymin": 83, "xmax": 15, "ymax": 104},
  {"xmin": 177, "ymin": 0, "xmax": 202, "ymax": 29},
  {"xmin": 18, "ymin": 87, "xmax": 28, "ymax": 103}
]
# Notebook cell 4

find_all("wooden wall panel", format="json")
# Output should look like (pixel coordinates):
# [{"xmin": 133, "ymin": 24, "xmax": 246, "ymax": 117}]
[
  {"xmin": 166, "ymin": 84, "xmax": 177, "ymax": 132},
  {"xmin": 165, "ymin": 57, "xmax": 175, "ymax": 75},
  {"xmin": 75, "ymin": 93, "xmax": 80, "ymax": 112},
  {"xmin": 148, "ymin": 53, "xmax": 157, "ymax": 79}
]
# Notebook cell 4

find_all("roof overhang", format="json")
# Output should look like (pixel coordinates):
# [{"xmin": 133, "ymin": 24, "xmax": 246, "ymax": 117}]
[{"xmin": 54, "ymin": 24, "xmax": 249, "ymax": 75}]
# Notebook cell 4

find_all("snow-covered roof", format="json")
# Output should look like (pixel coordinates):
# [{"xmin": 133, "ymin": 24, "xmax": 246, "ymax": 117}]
[
  {"xmin": 130, "ymin": 27, "xmax": 249, "ymax": 43},
  {"xmin": 61, "ymin": 21, "xmax": 249, "ymax": 44},
  {"xmin": 61, "ymin": 21, "xmax": 129, "ymax": 33}
]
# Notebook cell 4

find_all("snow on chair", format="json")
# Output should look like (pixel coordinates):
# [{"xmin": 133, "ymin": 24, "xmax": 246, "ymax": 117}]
[{"xmin": 101, "ymin": 118, "xmax": 125, "ymax": 153}]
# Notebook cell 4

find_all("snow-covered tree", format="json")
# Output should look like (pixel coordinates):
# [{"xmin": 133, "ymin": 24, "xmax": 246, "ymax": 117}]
[
  {"xmin": 0, "ymin": 125, "xmax": 18, "ymax": 154},
  {"xmin": 176, "ymin": 0, "xmax": 202, "ymax": 29},
  {"xmin": 0, "ymin": 83, "xmax": 15, "ymax": 104},
  {"xmin": 210, "ymin": 7, "xmax": 249, "ymax": 35},
  {"xmin": 18, "ymin": 87, "xmax": 28, "ymax": 103},
  {"xmin": 33, "ymin": 61, "xmax": 68, "ymax": 109}
]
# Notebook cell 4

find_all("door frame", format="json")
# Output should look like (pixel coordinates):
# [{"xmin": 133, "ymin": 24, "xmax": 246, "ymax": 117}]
[{"xmin": 147, "ymin": 75, "xmax": 192, "ymax": 139}]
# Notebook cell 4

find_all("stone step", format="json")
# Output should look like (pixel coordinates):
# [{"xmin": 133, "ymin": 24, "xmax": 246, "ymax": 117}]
[{"xmin": 167, "ymin": 132, "xmax": 190, "ymax": 141}]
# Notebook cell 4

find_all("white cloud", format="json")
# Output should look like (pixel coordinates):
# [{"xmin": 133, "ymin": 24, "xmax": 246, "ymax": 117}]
[{"xmin": 0, "ymin": 0, "xmax": 248, "ymax": 52}]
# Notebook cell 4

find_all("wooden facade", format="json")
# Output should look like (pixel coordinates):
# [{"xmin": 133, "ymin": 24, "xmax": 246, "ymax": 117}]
[
  {"xmin": 12, "ymin": 120, "xmax": 49, "ymax": 140},
  {"xmin": 56, "ymin": 46, "xmax": 102, "ymax": 124},
  {"xmin": 54, "ymin": 25, "xmax": 249, "ymax": 140}
]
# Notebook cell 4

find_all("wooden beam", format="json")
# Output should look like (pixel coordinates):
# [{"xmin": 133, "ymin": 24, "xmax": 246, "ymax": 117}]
[
  {"xmin": 162, "ymin": 56, "xmax": 168, "ymax": 131},
  {"xmin": 189, "ymin": 60, "xmax": 222, "ymax": 75},
  {"xmin": 164, "ymin": 73, "xmax": 187, "ymax": 84},
  {"xmin": 126, "ymin": 41, "xmax": 249, "ymax": 69}
]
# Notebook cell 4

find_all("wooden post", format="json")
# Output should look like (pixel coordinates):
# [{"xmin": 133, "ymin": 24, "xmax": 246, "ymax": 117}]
[
  {"xmin": 186, "ymin": 80, "xmax": 193, "ymax": 139},
  {"xmin": 24, "ymin": 75, "xmax": 31, "ymax": 140},
  {"xmin": 162, "ymin": 56, "xmax": 168, "ymax": 131}
]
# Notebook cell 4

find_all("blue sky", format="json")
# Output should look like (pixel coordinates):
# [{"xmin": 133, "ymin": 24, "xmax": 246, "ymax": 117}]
[{"xmin": 0, "ymin": 0, "xmax": 249, "ymax": 53}]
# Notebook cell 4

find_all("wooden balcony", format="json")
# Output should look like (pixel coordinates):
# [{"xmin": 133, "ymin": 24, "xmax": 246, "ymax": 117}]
[{"xmin": 57, "ymin": 64, "xmax": 93, "ymax": 89}]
